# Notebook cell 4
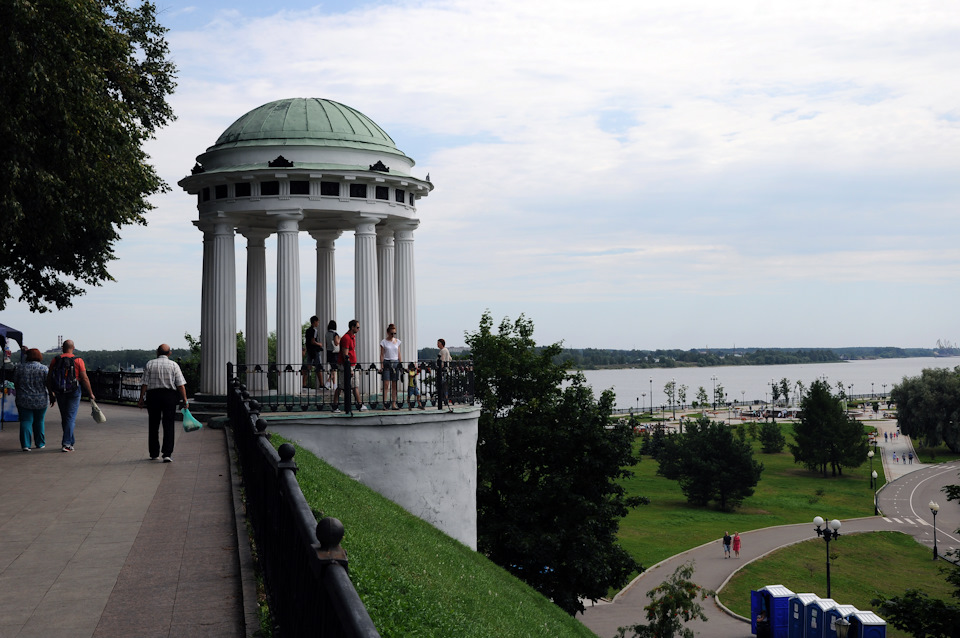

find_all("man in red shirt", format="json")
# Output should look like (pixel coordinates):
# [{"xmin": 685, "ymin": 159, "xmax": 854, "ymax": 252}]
[{"xmin": 333, "ymin": 319, "xmax": 366, "ymax": 414}]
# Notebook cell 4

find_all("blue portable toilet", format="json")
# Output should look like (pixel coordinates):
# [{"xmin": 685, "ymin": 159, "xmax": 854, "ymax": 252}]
[
  {"xmin": 825, "ymin": 605, "xmax": 858, "ymax": 638},
  {"xmin": 805, "ymin": 598, "xmax": 837, "ymax": 638},
  {"xmin": 751, "ymin": 585, "xmax": 795, "ymax": 638},
  {"xmin": 849, "ymin": 610, "xmax": 886, "ymax": 638},
  {"xmin": 788, "ymin": 593, "xmax": 820, "ymax": 638}
]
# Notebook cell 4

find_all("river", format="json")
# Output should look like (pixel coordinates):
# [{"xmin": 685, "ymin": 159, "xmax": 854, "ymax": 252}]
[{"xmin": 579, "ymin": 356, "xmax": 960, "ymax": 410}]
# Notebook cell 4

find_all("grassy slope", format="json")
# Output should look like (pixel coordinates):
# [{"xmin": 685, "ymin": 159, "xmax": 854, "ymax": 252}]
[
  {"xmin": 720, "ymin": 532, "xmax": 955, "ymax": 638},
  {"xmin": 272, "ymin": 435, "xmax": 596, "ymax": 638},
  {"xmin": 617, "ymin": 422, "xmax": 887, "ymax": 573}
]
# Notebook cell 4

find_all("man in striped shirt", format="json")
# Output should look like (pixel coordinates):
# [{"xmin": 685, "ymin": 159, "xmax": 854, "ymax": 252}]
[{"xmin": 138, "ymin": 344, "xmax": 188, "ymax": 462}]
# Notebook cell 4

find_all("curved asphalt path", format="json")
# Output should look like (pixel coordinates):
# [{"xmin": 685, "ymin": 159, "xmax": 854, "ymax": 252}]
[{"xmin": 580, "ymin": 420, "xmax": 960, "ymax": 638}]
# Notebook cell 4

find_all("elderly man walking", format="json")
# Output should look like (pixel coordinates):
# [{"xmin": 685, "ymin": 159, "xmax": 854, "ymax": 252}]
[{"xmin": 138, "ymin": 344, "xmax": 188, "ymax": 462}]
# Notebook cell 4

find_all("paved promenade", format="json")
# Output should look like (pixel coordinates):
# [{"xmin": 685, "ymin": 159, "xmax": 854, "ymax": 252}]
[
  {"xmin": 581, "ymin": 417, "xmax": 960, "ymax": 638},
  {"xmin": 0, "ymin": 403, "xmax": 252, "ymax": 637}
]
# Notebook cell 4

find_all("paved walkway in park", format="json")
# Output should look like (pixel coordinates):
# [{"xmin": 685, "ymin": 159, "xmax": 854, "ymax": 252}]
[
  {"xmin": 581, "ymin": 417, "xmax": 958, "ymax": 638},
  {"xmin": 0, "ymin": 403, "xmax": 255, "ymax": 638}
]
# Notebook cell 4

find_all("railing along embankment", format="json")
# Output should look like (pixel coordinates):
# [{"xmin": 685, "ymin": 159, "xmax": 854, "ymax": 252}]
[{"xmin": 228, "ymin": 377, "xmax": 380, "ymax": 637}]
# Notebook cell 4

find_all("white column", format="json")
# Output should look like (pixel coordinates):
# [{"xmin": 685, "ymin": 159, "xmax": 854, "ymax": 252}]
[
  {"xmin": 394, "ymin": 220, "xmax": 419, "ymax": 363},
  {"xmin": 354, "ymin": 218, "xmax": 380, "ymax": 365},
  {"xmin": 197, "ymin": 222, "xmax": 214, "ymax": 393},
  {"xmin": 198, "ymin": 219, "xmax": 237, "ymax": 395},
  {"xmin": 275, "ymin": 213, "xmax": 303, "ymax": 396},
  {"xmin": 377, "ymin": 227, "xmax": 395, "ymax": 338},
  {"xmin": 240, "ymin": 228, "xmax": 271, "ymax": 394},
  {"xmin": 310, "ymin": 230, "xmax": 342, "ymax": 330}
]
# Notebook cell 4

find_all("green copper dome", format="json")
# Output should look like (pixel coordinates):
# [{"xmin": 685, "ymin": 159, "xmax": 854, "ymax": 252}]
[{"xmin": 209, "ymin": 98, "xmax": 405, "ymax": 155}]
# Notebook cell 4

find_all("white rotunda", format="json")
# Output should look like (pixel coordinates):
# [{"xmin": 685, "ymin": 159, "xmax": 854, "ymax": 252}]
[{"xmin": 179, "ymin": 98, "xmax": 432, "ymax": 396}]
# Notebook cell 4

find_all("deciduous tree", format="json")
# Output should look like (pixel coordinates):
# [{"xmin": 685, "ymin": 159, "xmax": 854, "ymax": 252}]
[
  {"xmin": 891, "ymin": 367, "xmax": 960, "ymax": 452},
  {"xmin": 467, "ymin": 311, "xmax": 646, "ymax": 615},
  {"xmin": 0, "ymin": 0, "xmax": 176, "ymax": 311},
  {"xmin": 615, "ymin": 561, "xmax": 714, "ymax": 638},
  {"xmin": 657, "ymin": 415, "xmax": 763, "ymax": 510}
]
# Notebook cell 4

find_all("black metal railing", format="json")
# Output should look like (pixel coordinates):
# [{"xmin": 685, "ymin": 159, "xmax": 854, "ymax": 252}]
[
  {"xmin": 228, "ymin": 359, "xmax": 474, "ymax": 413},
  {"xmin": 228, "ymin": 378, "xmax": 380, "ymax": 637}
]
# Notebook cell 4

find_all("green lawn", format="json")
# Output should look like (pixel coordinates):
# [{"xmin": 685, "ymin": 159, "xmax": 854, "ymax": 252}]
[
  {"xmin": 720, "ymin": 531, "xmax": 954, "ymax": 638},
  {"xmin": 270, "ymin": 435, "xmax": 596, "ymax": 638},
  {"xmin": 617, "ymin": 422, "xmax": 886, "ymax": 573}
]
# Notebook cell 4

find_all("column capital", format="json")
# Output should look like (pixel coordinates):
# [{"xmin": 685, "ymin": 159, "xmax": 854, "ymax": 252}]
[
  {"xmin": 194, "ymin": 216, "xmax": 237, "ymax": 235},
  {"xmin": 308, "ymin": 229, "xmax": 343, "ymax": 244},
  {"xmin": 392, "ymin": 219, "xmax": 420, "ymax": 241},
  {"xmin": 376, "ymin": 227, "xmax": 395, "ymax": 246},
  {"xmin": 237, "ymin": 227, "xmax": 273, "ymax": 246}
]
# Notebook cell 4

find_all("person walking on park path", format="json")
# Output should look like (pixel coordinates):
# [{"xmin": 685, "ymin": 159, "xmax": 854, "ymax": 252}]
[
  {"xmin": 722, "ymin": 531, "xmax": 732, "ymax": 558},
  {"xmin": 138, "ymin": 344, "xmax": 188, "ymax": 462},
  {"xmin": 15, "ymin": 348, "xmax": 49, "ymax": 450},
  {"xmin": 733, "ymin": 531, "xmax": 742, "ymax": 558},
  {"xmin": 46, "ymin": 339, "xmax": 95, "ymax": 452}
]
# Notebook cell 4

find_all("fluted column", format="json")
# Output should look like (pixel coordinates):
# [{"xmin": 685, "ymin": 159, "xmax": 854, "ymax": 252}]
[
  {"xmin": 394, "ymin": 220, "xmax": 419, "ymax": 363},
  {"xmin": 310, "ymin": 230, "xmax": 342, "ymax": 329},
  {"xmin": 197, "ymin": 219, "xmax": 237, "ymax": 395},
  {"xmin": 377, "ymin": 227, "xmax": 395, "ymax": 340},
  {"xmin": 275, "ymin": 213, "xmax": 303, "ymax": 396},
  {"xmin": 240, "ymin": 228, "xmax": 271, "ymax": 395},
  {"xmin": 354, "ymin": 218, "xmax": 380, "ymax": 365}
]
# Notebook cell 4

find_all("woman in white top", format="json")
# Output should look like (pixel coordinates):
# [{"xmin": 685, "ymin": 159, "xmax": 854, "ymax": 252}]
[{"xmin": 380, "ymin": 323, "xmax": 402, "ymax": 410}]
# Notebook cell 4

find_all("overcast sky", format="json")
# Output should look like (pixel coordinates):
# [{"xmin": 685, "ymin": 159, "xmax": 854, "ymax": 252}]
[{"xmin": 5, "ymin": 0, "xmax": 960, "ymax": 353}]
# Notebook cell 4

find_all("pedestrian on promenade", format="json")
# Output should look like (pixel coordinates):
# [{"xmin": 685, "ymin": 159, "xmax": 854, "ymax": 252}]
[
  {"xmin": 15, "ymin": 348, "xmax": 49, "ymax": 451},
  {"xmin": 437, "ymin": 338, "xmax": 453, "ymax": 411},
  {"xmin": 893, "ymin": 452, "xmax": 898, "ymax": 463},
  {"xmin": 733, "ymin": 532, "xmax": 742, "ymax": 558},
  {"xmin": 303, "ymin": 316, "xmax": 324, "ymax": 390},
  {"xmin": 333, "ymin": 319, "xmax": 365, "ymax": 414},
  {"xmin": 380, "ymin": 323, "xmax": 401, "ymax": 410},
  {"xmin": 137, "ymin": 344, "xmax": 188, "ymax": 462},
  {"xmin": 46, "ymin": 339, "xmax": 95, "ymax": 452},
  {"xmin": 722, "ymin": 531, "xmax": 732, "ymax": 558},
  {"xmin": 325, "ymin": 320, "xmax": 340, "ymax": 389},
  {"xmin": 908, "ymin": 452, "xmax": 914, "ymax": 464}
]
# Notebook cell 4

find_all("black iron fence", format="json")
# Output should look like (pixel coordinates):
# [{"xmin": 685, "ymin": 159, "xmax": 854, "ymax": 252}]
[
  {"xmin": 228, "ymin": 378, "xmax": 380, "ymax": 637},
  {"xmin": 229, "ymin": 359, "xmax": 474, "ymax": 412}
]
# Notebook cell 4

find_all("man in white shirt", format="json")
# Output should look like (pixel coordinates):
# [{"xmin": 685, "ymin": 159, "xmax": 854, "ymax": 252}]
[{"xmin": 138, "ymin": 344, "xmax": 188, "ymax": 462}]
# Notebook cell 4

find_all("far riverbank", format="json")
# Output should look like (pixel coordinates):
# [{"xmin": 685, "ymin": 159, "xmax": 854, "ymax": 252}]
[{"xmin": 580, "ymin": 356, "xmax": 960, "ymax": 410}]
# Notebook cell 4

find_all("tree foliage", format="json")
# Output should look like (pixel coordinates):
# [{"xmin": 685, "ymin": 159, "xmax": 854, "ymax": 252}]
[
  {"xmin": 0, "ymin": 0, "xmax": 176, "ymax": 311},
  {"xmin": 790, "ymin": 379, "xmax": 868, "ymax": 477},
  {"xmin": 615, "ymin": 561, "xmax": 714, "ymax": 638},
  {"xmin": 467, "ymin": 311, "xmax": 647, "ymax": 615},
  {"xmin": 891, "ymin": 367, "xmax": 960, "ymax": 452},
  {"xmin": 758, "ymin": 421, "xmax": 786, "ymax": 453},
  {"xmin": 657, "ymin": 415, "xmax": 763, "ymax": 510}
]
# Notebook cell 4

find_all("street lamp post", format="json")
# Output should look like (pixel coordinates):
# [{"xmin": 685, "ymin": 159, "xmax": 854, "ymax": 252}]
[
  {"xmin": 649, "ymin": 377, "xmax": 653, "ymax": 415},
  {"xmin": 872, "ymin": 471, "xmax": 878, "ymax": 515},
  {"xmin": 871, "ymin": 382, "xmax": 875, "ymax": 398},
  {"xmin": 867, "ymin": 450, "xmax": 874, "ymax": 489},
  {"xmin": 930, "ymin": 501, "xmax": 940, "ymax": 560},
  {"xmin": 882, "ymin": 383, "xmax": 887, "ymax": 398},
  {"xmin": 641, "ymin": 393, "xmax": 646, "ymax": 417},
  {"xmin": 672, "ymin": 377, "xmax": 676, "ymax": 419},
  {"xmin": 813, "ymin": 516, "xmax": 842, "ymax": 598}
]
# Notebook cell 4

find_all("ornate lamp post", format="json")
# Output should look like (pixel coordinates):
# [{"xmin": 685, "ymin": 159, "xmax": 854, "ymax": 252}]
[
  {"xmin": 871, "ymin": 471, "xmax": 878, "ymax": 515},
  {"xmin": 711, "ymin": 375, "xmax": 718, "ymax": 409},
  {"xmin": 642, "ymin": 393, "xmax": 646, "ymax": 417},
  {"xmin": 813, "ymin": 516, "xmax": 842, "ymax": 598},
  {"xmin": 930, "ymin": 501, "xmax": 940, "ymax": 559},
  {"xmin": 867, "ymin": 450, "xmax": 874, "ymax": 489}
]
